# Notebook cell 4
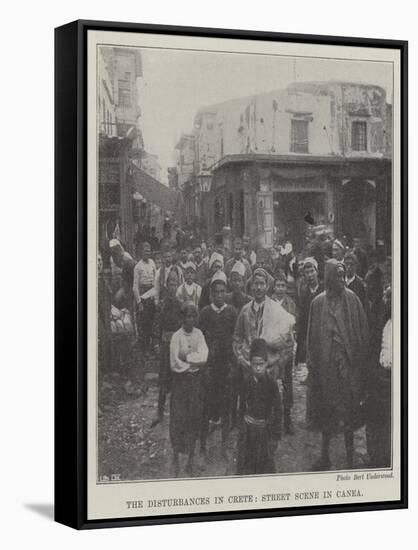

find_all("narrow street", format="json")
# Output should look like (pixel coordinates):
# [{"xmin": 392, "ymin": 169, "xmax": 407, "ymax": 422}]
[{"xmin": 98, "ymin": 358, "xmax": 369, "ymax": 481}]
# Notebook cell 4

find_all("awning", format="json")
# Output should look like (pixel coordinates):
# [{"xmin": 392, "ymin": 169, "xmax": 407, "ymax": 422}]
[{"xmin": 129, "ymin": 163, "xmax": 183, "ymax": 215}]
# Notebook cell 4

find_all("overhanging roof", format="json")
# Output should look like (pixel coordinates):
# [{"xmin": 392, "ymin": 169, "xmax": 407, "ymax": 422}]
[
  {"xmin": 211, "ymin": 153, "xmax": 391, "ymax": 171},
  {"xmin": 129, "ymin": 163, "xmax": 183, "ymax": 214}
]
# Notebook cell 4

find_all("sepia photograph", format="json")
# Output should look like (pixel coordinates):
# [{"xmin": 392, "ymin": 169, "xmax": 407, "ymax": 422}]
[
  {"xmin": 53, "ymin": 22, "xmax": 406, "ymax": 525},
  {"xmin": 96, "ymin": 42, "xmax": 394, "ymax": 481}
]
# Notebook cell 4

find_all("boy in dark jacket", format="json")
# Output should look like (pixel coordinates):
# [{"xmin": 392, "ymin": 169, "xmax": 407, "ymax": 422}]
[
  {"xmin": 237, "ymin": 338, "xmax": 282, "ymax": 475},
  {"xmin": 199, "ymin": 271, "xmax": 238, "ymax": 457}
]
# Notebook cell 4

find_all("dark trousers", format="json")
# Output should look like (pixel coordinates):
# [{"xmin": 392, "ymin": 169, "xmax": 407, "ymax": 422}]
[
  {"xmin": 200, "ymin": 360, "xmax": 233, "ymax": 448},
  {"xmin": 282, "ymin": 358, "xmax": 294, "ymax": 416},
  {"xmin": 230, "ymin": 362, "xmax": 244, "ymax": 427},
  {"xmin": 157, "ymin": 340, "xmax": 172, "ymax": 416},
  {"xmin": 136, "ymin": 291, "xmax": 155, "ymax": 352}
]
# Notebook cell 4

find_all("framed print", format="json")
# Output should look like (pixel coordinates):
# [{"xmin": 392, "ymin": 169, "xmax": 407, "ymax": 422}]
[{"xmin": 55, "ymin": 20, "xmax": 408, "ymax": 529}]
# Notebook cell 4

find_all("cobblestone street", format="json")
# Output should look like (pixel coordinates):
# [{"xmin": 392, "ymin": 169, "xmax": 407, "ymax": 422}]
[{"xmin": 98, "ymin": 358, "xmax": 369, "ymax": 481}]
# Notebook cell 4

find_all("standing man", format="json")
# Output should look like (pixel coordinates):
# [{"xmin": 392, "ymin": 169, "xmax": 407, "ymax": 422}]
[
  {"xmin": 109, "ymin": 239, "xmax": 136, "ymax": 310},
  {"xmin": 295, "ymin": 258, "xmax": 322, "ymax": 365},
  {"xmin": 192, "ymin": 245, "xmax": 209, "ymax": 287},
  {"xmin": 149, "ymin": 226, "xmax": 160, "ymax": 252},
  {"xmin": 199, "ymin": 271, "xmax": 238, "ymax": 457},
  {"xmin": 242, "ymin": 235, "xmax": 257, "ymax": 267},
  {"xmin": 352, "ymin": 236, "xmax": 368, "ymax": 279},
  {"xmin": 233, "ymin": 268, "xmax": 295, "ymax": 388},
  {"xmin": 344, "ymin": 252, "xmax": 366, "ymax": 308},
  {"xmin": 151, "ymin": 270, "xmax": 183, "ymax": 427},
  {"xmin": 225, "ymin": 261, "xmax": 252, "ymax": 427},
  {"xmin": 177, "ymin": 248, "xmax": 191, "ymax": 275},
  {"xmin": 199, "ymin": 253, "xmax": 224, "ymax": 310},
  {"xmin": 331, "ymin": 239, "xmax": 346, "ymax": 261},
  {"xmin": 225, "ymin": 238, "xmax": 252, "ymax": 281},
  {"xmin": 366, "ymin": 285, "xmax": 392, "ymax": 468},
  {"xmin": 271, "ymin": 271, "xmax": 297, "ymax": 317},
  {"xmin": 154, "ymin": 248, "xmax": 183, "ymax": 305},
  {"xmin": 226, "ymin": 261, "xmax": 252, "ymax": 313},
  {"xmin": 98, "ymin": 250, "xmax": 112, "ymax": 379},
  {"xmin": 133, "ymin": 242, "xmax": 156, "ymax": 355},
  {"xmin": 176, "ymin": 262, "xmax": 202, "ymax": 308},
  {"xmin": 205, "ymin": 238, "xmax": 215, "ymax": 262},
  {"xmin": 270, "ymin": 271, "xmax": 297, "ymax": 434},
  {"xmin": 307, "ymin": 259, "xmax": 369, "ymax": 470}
]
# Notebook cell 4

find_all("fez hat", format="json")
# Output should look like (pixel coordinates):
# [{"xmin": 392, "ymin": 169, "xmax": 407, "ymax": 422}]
[{"xmin": 250, "ymin": 338, "xmax": 268, "ymax": 361}]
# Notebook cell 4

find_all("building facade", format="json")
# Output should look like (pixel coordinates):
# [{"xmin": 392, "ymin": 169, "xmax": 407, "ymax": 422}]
[
  {"xmin": 179, "ymin": 81, "xmax": 392, "ymax": 251},
  {"xmin": 98, "ymin": 47, "xmax": 144, "ymax": 255}
]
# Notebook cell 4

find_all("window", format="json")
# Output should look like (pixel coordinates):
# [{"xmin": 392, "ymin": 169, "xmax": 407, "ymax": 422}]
[
  {"xmin": 118, "ymin": 79, "xmax": 131, "ymax": 107},
  {"xmin": 290, "ymin": 119, "xmax": 309, "ymax": 153},
  {"xmin": 351, "ymin": 121, "xmax": 367, "ymax": 151}
]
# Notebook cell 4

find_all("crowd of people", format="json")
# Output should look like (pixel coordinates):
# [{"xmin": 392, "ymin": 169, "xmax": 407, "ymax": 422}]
[{"xmin": 98, "ymin": 225, "xmax": 392, "ymax": 477}]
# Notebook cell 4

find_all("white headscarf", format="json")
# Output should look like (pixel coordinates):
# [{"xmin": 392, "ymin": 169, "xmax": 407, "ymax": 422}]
[
  {"xmin": 211, "ymin": 270, "xmax": 227, "ymax": 286},
  {"xmin": 231, "ymin": 261, "xmax": 246, "ymax": 278},
  {"xmin": 209, "ymin": 251, "xmax": 224, "ymax": 270}
]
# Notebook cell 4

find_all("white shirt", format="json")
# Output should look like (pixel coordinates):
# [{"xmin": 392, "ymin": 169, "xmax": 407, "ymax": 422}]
[
  {"xmin": 308, "ymin": 283, "xmax": 319, "ymax": 294},
  {"xmin": 279, "ymin": 241, "xmax": 293, "ymax": 256},
  {"xmin": 211, "ymin": 303, "xmax": 228, "ymax": 314},
  {"xmin": 170, "ymin": 327, "xmax": 209, "ymax": 373},
  {"xmin": 153, "ymin": 264, "xmax": 183, "ymax": 304},
  {"xmin": 248, "ymin": 250, "xmax": 257, "ymax": 266},
  {"xmin": 252, "ymin": 299, "xmax": 265, "ymax": 313},
  {"xmin": 176, "ymin": 282, "xmax": 202, "ymax": 307},
  {"xmin": 346, "ymin": 275, "xmax": 356, "ymax": 286},
  {"xmin": 379, "ymin": 319, "xmax": 392, "ymax": 369},
  {"xmin": 133, "ymin": 259, "xmax": 156, "ymax": 302}
]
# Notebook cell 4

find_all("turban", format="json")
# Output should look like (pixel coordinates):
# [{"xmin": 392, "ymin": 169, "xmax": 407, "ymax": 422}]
[
  {"xmin": 252, "ymin": 267, "xmax": 269, "ymax": 282},
  {"xmin": 209, "ymin": 252, "xmax": 224, "ymax": 270},
  {"xmin": 231, "ymin": 261, "xmax": 246, "ymax": 278},
  {"xmin": 211, "ymin": 270, "xmax": 227, "ymax": 286},
  {"xmin": 183, "ymin": 261, "xmax": 196, "ymax": 272},
  {"xmin": 303, "ymin": 257, "xmax": 318, "ymax": 271},
  {"xmin": 250, "ymin": 338, "xmax": 268, "ymax": 361},
  {"xmin": 109, "ymin": 238, "xmax": 121, "ymax": 249},
  {"xmin": 324, "ymin": 259, "xmax": 345, "ymax": 291}
]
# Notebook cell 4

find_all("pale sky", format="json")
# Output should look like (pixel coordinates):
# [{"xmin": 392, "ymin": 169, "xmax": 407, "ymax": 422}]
[{"xmin": 138, "ymin": 47, "xmax": 393, "ymax": 183}]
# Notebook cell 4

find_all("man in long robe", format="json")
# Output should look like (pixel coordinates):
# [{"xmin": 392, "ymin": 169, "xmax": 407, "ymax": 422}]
[
  {"xmin": 233, "ymin": 268, "xmax": 295, "ymax": 377},
  {"xmin": 307, "ymin": 259, "xmax": 369, "ymax": 470}
]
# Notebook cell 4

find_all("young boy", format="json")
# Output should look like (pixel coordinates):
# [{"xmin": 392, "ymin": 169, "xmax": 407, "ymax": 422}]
[
  {"xmin": 271, "ymin": 270, "xmax": 297, "ymax": 317},
  {"xmin": 170, "ymin": 303, "xmax": 209, "ymax": 476},
  {"xmin": 198, "ymin": 271, "xmax": 238, "ymax": 458},
  {"xmin": 177, "ymin": 248, "xmax": 191, "ymax": 275},
  {"xmin": 237, "ymin": 338, "xmax": 282, "ymax": 475},
  {"xmin": 176, "ymin": 262, "xmax": 202, "ymax": 308}
]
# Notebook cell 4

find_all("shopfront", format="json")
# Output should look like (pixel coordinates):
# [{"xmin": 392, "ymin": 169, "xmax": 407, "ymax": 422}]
[{"xmin": 206, "ymin": 154, "xmax": 390, "ymax": 251}]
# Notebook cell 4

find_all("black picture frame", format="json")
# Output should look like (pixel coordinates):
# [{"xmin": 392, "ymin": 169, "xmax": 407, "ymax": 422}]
[{"xmin": 55, "ymin": 19, "xmax": 408, "ymax": 529}]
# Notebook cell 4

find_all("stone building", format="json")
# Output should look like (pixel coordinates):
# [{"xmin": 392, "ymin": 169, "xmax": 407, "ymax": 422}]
[
  {"xmin": 180, "ymin": 81, "xmax": 392, "ymax": 251},
  {"xmin": 98, "ymin": 47, "xmax": 144, "ymax": 254},
  {"xmin": 98, "ymin": 47, "xmax": 177, "ymax": 253}
]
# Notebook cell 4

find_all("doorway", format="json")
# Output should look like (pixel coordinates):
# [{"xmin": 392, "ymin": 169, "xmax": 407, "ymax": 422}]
[
  {"xmin": 273, "ymin": 192, "xmax": 326, "ymax": 251},
  {"xmin": 340, "ymin": 179, "xmax": 376, "ymax": 247}
]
